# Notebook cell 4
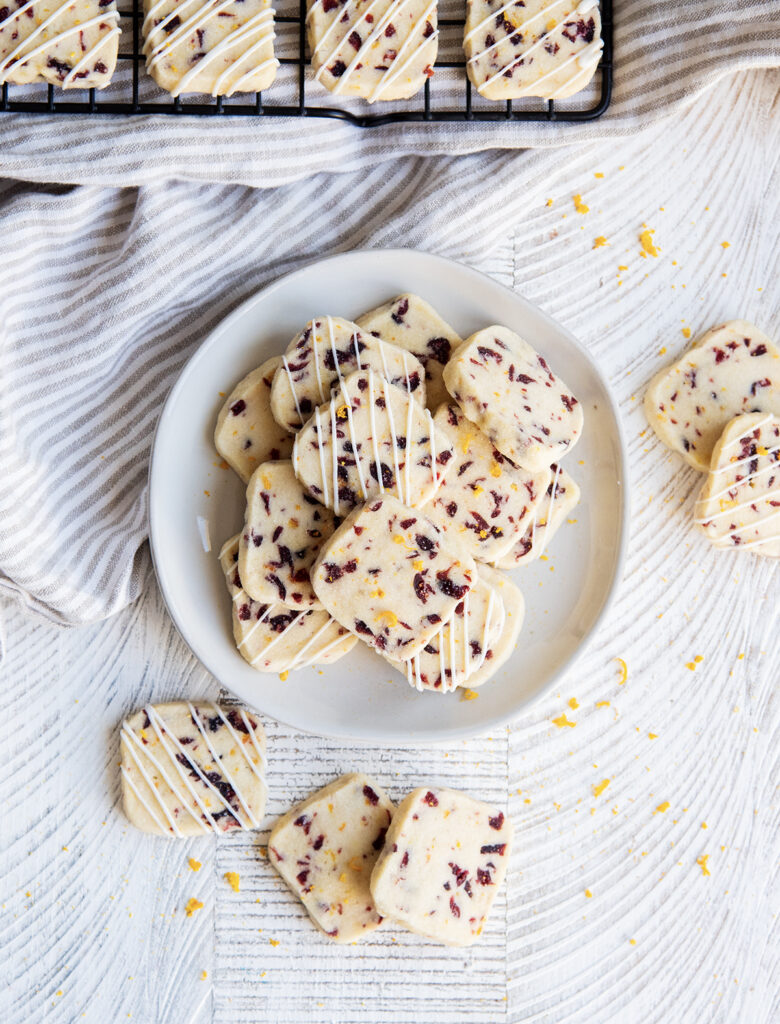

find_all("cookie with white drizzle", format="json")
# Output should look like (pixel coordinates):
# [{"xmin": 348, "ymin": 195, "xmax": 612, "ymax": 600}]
[
  {"xmin": 464, "ymin": 0, "xmax": 603, "ymax": 101},
  {"xmin": 307, "ymin": 0, "xmax": 438, "ymax": 103},
  {"xmin": 143, "ymin": 0, "xmax": 278, "ymax": 98},
  {"xmin": 492, "ymin": 462, "xmax": 580, "ymax": 568},
  {"xmin": 379, "ymin": 564, "xmax": 523, "ymax": 693},
  {"xmin": 221, "ymin": 535, "xmax": 356, "ymax": 671},
  {"xmin": 645, "ymin": 320, "xmax": 780, "ymax": 472},
  {"xmin": 356, "ymin": 294, "xmax": 462, "ymax": 411},
  {"xmin": 694, "ymin": 413, "xmax": 780, "ymax": 558},
  {"xmin": 215, "ymin": 356, "xmax": 294, "ymax": 484},
  {"xmin": 0, "ymin": 0, "xmax": 120, "ymax": 88},
  {"xmin": 239, "ymin": 460, "xmax": 336, "ymax": 609},
  {"xmin": 292, "ymin": 369, "xmax": 454, "ymax": 514},
  {"xmin": 443, "ymin": 325, "xmax": 583, "ymax": 472},
  {"xmin": 271, "ymin": 315, "xmax": 426, "ymax": 432},
  {"xmin": 268, "ymin": 773, "xmax": 394, "ymax": 943},
  {"xmin": 457, "ymin": 564, "xmax": 524, "ymax": 687},
  {"xmin": 311, "ymin": 494, "xmax": 476, "ymax": 659},
  {"xmin": 120, "ymin": 701, "xmax": 267, "ymax": 836},
  {"xmin": 427, "ymin": 403, "xmax": 551, "ymax": 563},
  {"xmin": 370, "ymin": 786, "xmax": 513, "ymax": 946}
]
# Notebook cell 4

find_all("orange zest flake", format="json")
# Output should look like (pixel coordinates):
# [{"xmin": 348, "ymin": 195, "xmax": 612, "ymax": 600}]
[
  {"xmin": 224, "ymin": 872, "xmax": 240, "ymax": 893},
  {"xmin": 639, "ymin": 226, "xmax": 659, "ymax": 257},
  {"xmin": 568, "ymin": 697, "xmax": 579, "ymax": 710},
  {"xmin": 552, "ymin": 713, "xmax": 576, "ymax": 728},
  {"xmin": 188, "ymin": 858, "xmax": 202, "ymax": 872},
  {"xmin": 648, "ymin": 732, "xmax": 658, "ymax": 740},
  {"xmin": 200, "ymin": 970, "xmax": 208, "ymax": 981},
  {"xmin": 682, "ymin": 327, "xmax": 692, "ymax": 339},
  {"xmin": 573, "ymin": 194, "xmax": 589, "ymax": 214},
  {"xmin": 721, "ymin": 241, "xmax": 730, "ymax": 249},
  {"xmin": 593, "ymin": 236, "xmax": 609, "ymax": 249},
  {"xmin": 654, "ymin": 801, "xmax": 670, "ymax": 814},
  {"xmin": 592, "ymin": 778, "xmax": 610, "ymax": 798},
  {"xmin": 279, "ymin": 671, "xmax": 289, "ymax": 681},
  {"xmin": 185, "ymin": 898, "xmax": 204, "ymax": 917},
  {"xmin": 585, "ymin": 888, "xmax": 593, "ymax": 898},
  {"xmin": 461, "ymin": 688, "xmax": 479, "ymax": 701},
  {"xmin": 269, "ymin": 938, "xmax": 280, "ymax": 947},
  {"xmin": 696, "ymin": 854, "xmax": 710, "ymax": 877},
  {"xmin": 546, "ymin": 198, "xmax": 554, "ymax": 207},
  {"xmin": 686, "ymin": 655, "xmax": 703, "ymax": 671},
  {"xmin": 595, "ymin": 700, "xmax": 610, "ymax": 708},
  {"xmin": 614, "ymin": 657, "xmax": 628, "ymax": 685}
]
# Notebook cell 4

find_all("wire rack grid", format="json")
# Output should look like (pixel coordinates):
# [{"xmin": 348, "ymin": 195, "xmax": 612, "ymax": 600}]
[{"xmin": 0, "ymin": 0, "xmax": 612, "ymax": 126}]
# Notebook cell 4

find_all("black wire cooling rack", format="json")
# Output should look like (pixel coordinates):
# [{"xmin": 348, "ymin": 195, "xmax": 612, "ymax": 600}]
[{"xmin": 0, "ymin": 0, "xmax": 612, "ymax": 126}]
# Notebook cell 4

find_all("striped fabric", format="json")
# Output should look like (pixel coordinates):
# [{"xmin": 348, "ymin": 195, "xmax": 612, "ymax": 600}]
[{"xmin": 0, "ymin": 1, "xmax": 777, "ymax": 626}]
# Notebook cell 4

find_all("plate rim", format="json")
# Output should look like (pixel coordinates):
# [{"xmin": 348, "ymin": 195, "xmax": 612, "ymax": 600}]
[{"xmin": 148, "ymin": 248, "xmax": 629, "ymax": 744}]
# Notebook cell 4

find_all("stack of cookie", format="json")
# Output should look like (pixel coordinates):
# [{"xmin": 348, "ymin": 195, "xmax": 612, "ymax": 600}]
[
  {"xmin": 215, "ymin": 294, "xmax": 584, "ymax": 694},
  {"xmin": 645, "ymin": 320, "xmax": 780, "ymax": 558}
]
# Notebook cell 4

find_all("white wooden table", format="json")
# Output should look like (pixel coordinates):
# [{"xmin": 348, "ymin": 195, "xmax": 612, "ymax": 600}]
[{"xmin": 3, "ymin": 69, "xmax": 778, "ymax": 1024}]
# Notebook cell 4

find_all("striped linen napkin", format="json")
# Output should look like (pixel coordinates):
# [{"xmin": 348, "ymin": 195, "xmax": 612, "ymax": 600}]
[{"xmin": 0, "ymin": 1, "xmax": 777, "ymax": 627}]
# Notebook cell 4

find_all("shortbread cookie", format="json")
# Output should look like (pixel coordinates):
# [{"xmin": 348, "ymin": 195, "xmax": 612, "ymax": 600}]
[
  {"xmin": 269, "ymin": 774, "xmax": 394, "ymax": 942},
  {"xmin": 307, "ymin": 0, "xmax": 438, "ymax": 103},
  {"xmin": 694, "ymin": 413, "xmax": 780, "ymax": 558},
  {"xmin": 215, "ymin": 357, "xmax": 294, "ymax": 483},
  {"xmin": 493, "ymin": 463, "xmax": 580, "ymax": 568},
  {"xmin": 459, "ymin": 564, "xmax": 524, "ymax": 687},
  {"xmin": 0, "ymin": 0, "xmax": 120, "ymax": 88},
  {"xmin": 645, "ymin": 320, "xmax": 780, "ymax": 471},
  {"xmin": 465, "ymin": 0, "xmax": 603, "ymax": 101},
  {"xmin": 357, "ymin": 295, "xmax": 462, "ymax": 410},
  {"xmin": 143, "ymin": 0, "xmax": 278, "ymax": 97},
  {"xmin": 382, "ymin": 564, "xmax": 522, "ymax": 692},
  {"xmin": 239, "ymin": 461, "xmax": 336, "ymax": 609},
  {"xmin": 220, "ymin": 536, "xmax": 356, "ymax": 670},
  {"xmin": 370, "ymin": 787, "xmax": 512, "ymax": 946},
  {"xmin": 271, "ymin": 316, "xmax": 426, "ymax": 432},
  {"xmin": 444, "ymin": 326, "xmax": 583, "ymax": 471},
  {"xmin": 292, "ymin": 369, "xmax": 454, "ymax": 514},
  {"xmin": 311, "ymin": 495, "xmax": 476, "ymax": 659},
  {"xmin": 427, "ymin": 403, "xmax": 551, "ymax": 562},
  {"xmin": 121, "ymin": 701, "xmax": 267, "ymax": 836}
]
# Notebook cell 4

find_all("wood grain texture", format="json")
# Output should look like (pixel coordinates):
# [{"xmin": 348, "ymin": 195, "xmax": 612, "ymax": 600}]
[{"xmin": 1, "ymin": 70, "xmax": 779, "ymax": 1024}]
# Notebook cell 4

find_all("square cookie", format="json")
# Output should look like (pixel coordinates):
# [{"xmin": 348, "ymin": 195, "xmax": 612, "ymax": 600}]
[
  {"xmin": 694, "ymin": 413, "xmax": 780, "ymax": 558},
  {"xmin": 645, "ymin": 320, "xmax": 780, "ymax": 471},
  {"xmin": 269, "ymin": 773, "xmax": 394, "ymax": 942},
  {"xmin": 214, "ymin": 356, "xmax": 294, "ymax": 483},
  {"xmin": 311, "ymin": 494, "xmax": 477, "ymax": 659},
  {"xmin": 238, "ymin": 460, "xmax": 336, "ymax": 609},
  {"xmin": 465, "ymin": 0, "xmax": 603, "ymax": 101},
  {"xmin": 121, "ymin": 701, "xmax": 267, "ymax": 836},
  {"xmin": 357, "ymin": 294, "xmax": 462, "ymax": 410},
  {"xmin": 370, "ymin": 786, "xmax": 513, "ymax": 946},
  {"xmin": 143, "ymin": 0, "xmax": 278, "ymax": 97},
  {"xmin": 427, "ymin": 403, "xmax": 551, "ymax": 562},
  {"xmin": 292, "ymin": 369, "xmax": 454, "ymax": 514},
  {"xmin": 307, "ymin": 0, "xmax": 438, "ymax": 103},
  {"xmin": 0, "ymin": 0, "xmax": 120, "ymax": 88},
  {"xmin": 443, "ymin": 325, "xmax": 583, "ymax": 472}
]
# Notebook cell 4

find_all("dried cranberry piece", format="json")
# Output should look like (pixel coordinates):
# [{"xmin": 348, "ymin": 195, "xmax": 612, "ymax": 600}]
[
  {"xmin": 363, "ymin": 784, "xmax": 379, "ymax": 805},
  {"xmin": 400, "ymin": 517, "xmax": 417, "ymax": 529},
  {"xmin": 436, "ymin": 572, "xmax": 468, "ymax": 600},
  {"xmin": 488, "ymin": 812, "xmax": 504, "ymax": 830},
  {"xmin": 400, "ymin": 850, "xmax": 409, "ymax": 867},
  {"xmin": 422, "ymin": 791, "xmax": 439, "ymax": 806},
  {"xmin": 348, "ymin": 30, "xmax": 361, "ymax": 48},
  {"xmin": 372, "ymin": 827, "xmax": 388, "ymax": 851},
  {"xmin": 329, "ymin": 60, "xmax": 347, "ymax": 77},
  {"xmin": 297, "ymin": 869, "xmax": 309, "ymax": 885},
  {"xmin": 449, "ymin": 897, "xmax": 460, "ymax": 918},
  {"xmin": 413, "ymin": 572, "xmax": 434, "ymax": 604},
  {"xmin": 415, "ymin": 533, "xmax": 434, "ymax": 551},
  {"xmin": 354, "ymin": 619, "xmax": 373, "ymax": 637},
  {"xmin": 313, "ymin": 834, "xmax": 325, "ymax": 851},
  {"xmin": 321, "ymin": 563, "xmax": 343, "ymax": 583},
  {"xmin": 384, "ymin": 22, "xmax": 395, "ymax": 37},
  {"xmin": 481, "ymin": 842, "xmax": 506, "ymax": 855},
  {"xmin": 476, "ymin": 868, "xmax": 493, "ymax": 885},
  {"xmin": 370, "ymin": 461, "xmax": 394, "ymax": 488},
  {"xmin": 752, "ymin": 344, "xmax": 768, "ymax": 356}
]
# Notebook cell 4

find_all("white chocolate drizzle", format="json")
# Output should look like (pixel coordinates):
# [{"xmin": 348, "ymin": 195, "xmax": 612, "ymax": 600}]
[
  {"xmin": 144, "ymin": 0, "xmax": 278, "ymax": 98},
  {"xmin": 0, "ymin": 2, "xmax": 120, "ymax": 86},
  {"xmin": 310, "ymin": 0, "xmax": 437, "ymax": 102},
  {"xmin": 121, "ymin": 701, "xmax": 266, "ymax": 835},
  {"xmin": 307, "ymin": 368, "xmax": 445, "ymax": 511},
  {"xmin": 692, "ymin": 416, "xmax": 780, "ymax": 550},
  {"xmin": 405, "ymin": 581, "xmax": 503, "ymax": 693},
  {"xmin": 468, "ymin": 0, "xmax": 602, "ymax": 97}
]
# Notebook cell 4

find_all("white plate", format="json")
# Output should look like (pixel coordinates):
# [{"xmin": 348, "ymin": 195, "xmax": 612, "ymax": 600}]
[{"xmin": 149, "ymin": 250, "xmax": 627, "ymax": 743}]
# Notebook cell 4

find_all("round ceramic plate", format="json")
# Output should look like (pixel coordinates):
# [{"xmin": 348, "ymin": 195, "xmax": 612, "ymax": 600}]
[{"xmin": 149, "ymin": 250, "xmax": 627, "ymax": 743}]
